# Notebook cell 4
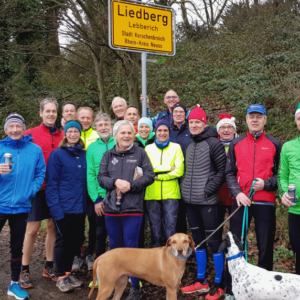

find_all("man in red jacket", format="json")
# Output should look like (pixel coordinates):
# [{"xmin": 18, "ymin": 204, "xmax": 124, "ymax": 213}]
[
  {"xmin": 20, "ymin": 98, "xmax": 64, "ymax": 289},
  {"xmin": 225, "ymin": 104, "xmax": 281, "ymax": 299}
]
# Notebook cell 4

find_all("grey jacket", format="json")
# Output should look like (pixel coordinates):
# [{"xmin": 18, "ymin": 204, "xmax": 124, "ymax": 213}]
[{"xmin": 181, "ymin": 127, "xmax": 226, "ymax": 205}]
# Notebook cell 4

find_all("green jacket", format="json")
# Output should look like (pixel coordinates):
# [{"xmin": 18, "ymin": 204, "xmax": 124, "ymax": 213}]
[
  {"xmin": 144, "ymin": 142, "xmax": 184, "ymax": 200},
  {"xmin": 81, "ymin": 127, "xmax": 99, "ymax": 149},
  {"xmin": 278, "ymin": 136, "xmax": 300, "ymax": 214},
  {"xmin": 87, "ymin": 137, "xmax": 116, "ymax": 202}
]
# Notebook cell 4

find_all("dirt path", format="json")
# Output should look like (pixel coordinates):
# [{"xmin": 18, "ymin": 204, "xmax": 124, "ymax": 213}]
[{"xmin": 0, "ymin": 225, "xmax": 207, "ymax": 300}]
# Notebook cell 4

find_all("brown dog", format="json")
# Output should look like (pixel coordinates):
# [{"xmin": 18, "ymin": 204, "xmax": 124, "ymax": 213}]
[{"xmin": 88, "ymin": 233, "xmax": 195, "ymax": 300}]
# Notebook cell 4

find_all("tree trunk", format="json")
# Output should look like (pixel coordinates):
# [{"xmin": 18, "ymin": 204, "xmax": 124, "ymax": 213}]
[
  {"xmin": 92, "ymin": 51, "xmax": 110, "ymax": 114},
  {"xmin": 45, "ymin": 4, "xmax": 60, "ymax": 57},
  {"xmin": 123, "ymin": 52, "xmax": 141, "ymax": 112}
]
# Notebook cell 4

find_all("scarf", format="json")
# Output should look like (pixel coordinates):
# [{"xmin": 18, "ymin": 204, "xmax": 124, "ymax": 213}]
[
  {"xmin": 220, "ymin": 137, "xmax": 234, "ymax": 147},
  {"xmin": 155, "ymin": 137, "xmax": 170, "ymax": 150},
  {"xmin": 136, "ymin": 132, "xmax": 155, "ymax": 147},
  {"xmin": 43, "ymin": 123, "xmax": 57, "ymax": 135}
]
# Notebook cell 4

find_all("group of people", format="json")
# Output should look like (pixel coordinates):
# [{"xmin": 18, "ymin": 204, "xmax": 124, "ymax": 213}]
[{"xmin": 0, "ymin": 89, "xmax": 300, "ymax": 300}]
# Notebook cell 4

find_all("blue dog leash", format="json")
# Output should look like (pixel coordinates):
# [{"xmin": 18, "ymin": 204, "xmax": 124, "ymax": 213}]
[{"xmin": 241, "ymin": 180, "xmax": 257, "ymax": 262}]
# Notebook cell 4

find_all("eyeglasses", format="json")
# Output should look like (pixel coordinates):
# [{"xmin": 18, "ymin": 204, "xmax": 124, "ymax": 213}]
[
  {"xmin": 165, "ymin": 96, "xmax": 178, "ymax": 100},
  {"xmin": 220, "ymin": 126, "xmax": 234, "ymax": 131}
]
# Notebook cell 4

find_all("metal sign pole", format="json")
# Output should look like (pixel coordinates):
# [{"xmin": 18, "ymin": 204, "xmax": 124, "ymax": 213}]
[{"xmin": 142, "ymin": 52, "xmax": 147, "ymax": 117}]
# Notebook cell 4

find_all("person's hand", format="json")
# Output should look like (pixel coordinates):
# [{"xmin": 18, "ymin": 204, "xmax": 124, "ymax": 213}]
[
  {"xmin": 236, "ymin": 192, "xmax": 251, "ymax": 207},
  {"xmin": 0, "ymin": 164, "xmax": 10, "ymax": 175},
  {"xmin": 171, "ymin": 166, "xmax": 175, "ymax": 171},
  {"xmin": 95, "ymin": 202, "xmax": 105, "ymax": 216},
  {"xmin": 253, "ymin": 178, "xmax": 264, "ymax": 191},
  {"xmin": 115, "ymin": 179, "xmax": 131, "ymax": 193},
  {"xmin": 154, "ymin": 176, "xmax": 158, "ymax": 180},
  {"xmin": 281, "ymin": 193, "xmax": 292, "ymax": 207},
  {"xmin": 140, "ymin": 94, "xmax": 149, "ymax": 105}
]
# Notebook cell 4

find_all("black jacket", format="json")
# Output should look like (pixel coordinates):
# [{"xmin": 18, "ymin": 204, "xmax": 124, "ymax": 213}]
[
  {"xmin": 181, "ymin": 126, "xmax": 226, "ymax": 205},
  {"xmin": 134, "ymin": 135, "xmax": 155, "ymax": 149},
  {"xmin": 170, "ymin": 121, "xmax": 192, "ymax": 157},
  {"xmin": 98, "ymin": 144, "xmax": 154, "ymax": 214}
]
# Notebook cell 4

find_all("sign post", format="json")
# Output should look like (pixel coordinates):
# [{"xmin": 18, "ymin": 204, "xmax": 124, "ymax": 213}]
[{"xmin": 109, "ymin": 0, "xmax": 176, "ymax": 116}]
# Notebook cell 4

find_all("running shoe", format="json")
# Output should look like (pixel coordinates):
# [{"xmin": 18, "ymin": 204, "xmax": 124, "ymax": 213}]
[
  {"xmin": 181, "ymin": 281, "xmax": 210, "ymax": 294},
  {"xmin": 19, "ymin": 272, "xmax": 34, "ymax": 289},
  {"xmin": 7, "ymin": 283, "xmax": 29, "ymax": 300},
  {"xmin": 42, "ymin": 266, "xmax": 58, "ymax": 282},
  {"xmin": 71, "ymin": 256, "xmax": 84, "ymax": 272},
  {"xmin": 205, "ymin": 286, "xmax": 225, "ymax": 300},
  {"xmin": 68, "ymin": 273, "xmax": 83, "ymax": 288},
  {"xmin": 56, "ymin": 276, "xmax": 74, "ymax": 293},
  {"xmin": 85, "ymin": 255, "xmax": 95, "ymax": 271}
]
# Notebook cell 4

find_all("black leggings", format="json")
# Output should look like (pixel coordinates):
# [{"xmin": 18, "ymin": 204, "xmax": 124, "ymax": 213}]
[
  {"xmin": 289, "ymin": 213, "xmax": 300, "ymax": 275},
  {"xmin": 218, "ymin": 205, "xmax": 232, "ymax": 239},
  {"xmin": 95, "ymin": 214, "xmax": 107, "ymax": 257},
  {"xmin": 0, "ymin": 213, "xmax": 28, "ymax": 281},
  {"xmin": 186, "ymin": 204, "xmax": 222, "ymax": 253},
  {"xmin": 54, "ymin": 214, "xmax": 85, "ymax": 276}
]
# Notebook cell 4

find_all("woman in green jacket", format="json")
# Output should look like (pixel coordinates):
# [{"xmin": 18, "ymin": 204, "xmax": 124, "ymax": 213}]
[
  {"xmin": 145, "ymin": 120, "xmax": 184, "ymax": 247},
  {"xmin": 278, "ymin": 101, "xmax": 300, "ymax": 275}
]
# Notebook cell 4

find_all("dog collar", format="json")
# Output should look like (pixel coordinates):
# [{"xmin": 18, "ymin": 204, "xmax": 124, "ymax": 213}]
[
  {"xmin": 171, "ymin": 247, "xmax": 192, "ymax": 260},
  {"xmin": 227, "ymin": 252, "xmax": 244, "ymax": 261}
]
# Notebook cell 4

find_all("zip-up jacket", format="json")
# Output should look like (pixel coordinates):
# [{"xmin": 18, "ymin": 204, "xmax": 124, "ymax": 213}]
[
  {"xmin": 226, "ymin": 131, "xmax": 282, "ymax": 203},
  {"xmin": 278, "ymin": 136, "xmax": 300, "ymax": 214},
  {"xmin": 98, "ymin": 144, "xmax": 154, "ymax": 215},
  {"xmin": 144, "ymin": 142, "xmax": 184, "ymax": 200},
  {"xmin": 152, "ymin": 109, "xmax": 190, "ymax": 127},
  {"xmin": 46, "ymin": 145, "xmax": 87, "ymax": 220},
  {"xmin": 134, "ymin": 133, "xmax": 155, "ymax": 149},
  {"xmin": 0, "ymin": 135, "xmax": 45, "ymax": 214},
  {"xmin": 81, "ymin": 127, "xmax": 99, "ymax": 149},
  {"xmin": 181, "ymin": 127, "xmax": 226, "ymax": 205},
  {"xmin": 24, "ymin": 122, "xmax": 63, "ymax": 190},
  {"xmin": 87, "ymin": 137, "xmax": 116, "ymax": 202},
  {"xmin": 169, "ymin": 121, "xmax": 192, "ymax": 157}
]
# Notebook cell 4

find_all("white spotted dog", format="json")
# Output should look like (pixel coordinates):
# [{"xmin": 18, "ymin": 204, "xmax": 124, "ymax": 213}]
[{"xmin": 218, "ymin": 232, "xmax": 300, "ymax": 300}]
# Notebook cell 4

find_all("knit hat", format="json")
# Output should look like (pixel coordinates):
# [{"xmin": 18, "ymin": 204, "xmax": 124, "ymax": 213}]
[
  {"xmin": 64, "ymin": 120, "xmax": 82, "ymax": 134},
  {"xmin": 4, "ymin": 113, "xmax": 26, "ymax": 131},
  {"xmin": 188, "ymin": 105, "xmax": 207, "ymax": 124},
  {"xmin": 216, "ymin": 114, "xmax": 236, "ymax": 133},
  {"xmin": 155, "ymin": 120, "xmax": 170, "ymax": 132},
  {"xmin": 138, "ymin": 117, "xmax": 153, "ymax": 132},
  {"xmin": 295, "ymin": 102, "xmax": 300, "ymax": 120},
  {"xmin": 172, "ymin": 102, "xmax": 187, "ymax": 114}
]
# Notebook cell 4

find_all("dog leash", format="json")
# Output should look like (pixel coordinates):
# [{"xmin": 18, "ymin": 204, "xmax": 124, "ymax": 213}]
[
  {"xmin": 241, "ymin": 180, "xmax": 257, "ymax": 262},
  {"xmin": 195, "ymin": 180, "xmax": 257, "ymax": 251}
]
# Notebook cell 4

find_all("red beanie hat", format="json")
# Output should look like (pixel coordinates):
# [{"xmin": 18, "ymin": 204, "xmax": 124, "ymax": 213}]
[{"xmin": 188, "ymin": 105, "xmax": 207, "ymax": 124}]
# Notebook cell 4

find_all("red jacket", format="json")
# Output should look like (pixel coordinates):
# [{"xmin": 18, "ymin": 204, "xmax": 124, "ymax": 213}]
[
  {"xmin": 24, "ymin": 123, "xmax": 64, "ymax": 190},
  {"xmin": 226, "ymin": 131, "xmax": 281, "ymax": 203}
]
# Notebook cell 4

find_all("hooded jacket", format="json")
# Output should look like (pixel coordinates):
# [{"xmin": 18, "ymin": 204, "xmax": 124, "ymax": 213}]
[
  {"xmin": 0, "ymin": 135, "xmax": 45, "ymax": 214},
  {"xmin": 98, "ymin": 144, "xmax": 154, "ymax": 215},
  {"xmin": 181, "ymin": 127, "xmax": 226, "ymax": 205},
  {"xmin": 152, "ymin": 109, "xmax": 191, "ymax": 127},
  {"xmin": 46, "ymin": 145, "xmax": 87, "ymax": 220},
  {"xmin": 24, "ymin": 122, "xmax": 64, "ymax": 190},
  {"xmin": 80, "ymin": 127, "xmax": 99, "ymax": 149},
  {"xmin": 144, "ymin": 142, "xmax": 184, "ymax": 200},
  {"xmin": 87, "ymin": 137, "xmax": 116, "ymax": 202}
]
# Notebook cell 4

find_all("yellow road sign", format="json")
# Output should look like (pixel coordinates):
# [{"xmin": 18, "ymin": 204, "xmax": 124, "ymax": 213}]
[{"xmin": 109, "ymin": 0, "xmax": 175, "ymax": 55}]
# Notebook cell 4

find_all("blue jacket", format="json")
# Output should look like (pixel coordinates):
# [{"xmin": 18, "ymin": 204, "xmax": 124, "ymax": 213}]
[
  {"xmin": 46, "ymin": 145, "xmax": 87, "ymax": 220},
  {"xmin": 152, "ymin": 109, "xmax": 190, "ymax": 127},
  {"xmin": 0, "ymin": 135, "xmax": 45, "ymax": 214},
  {"xmin": 170, "ymin": 121, "xmax": 192, "ymax": 157}
]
